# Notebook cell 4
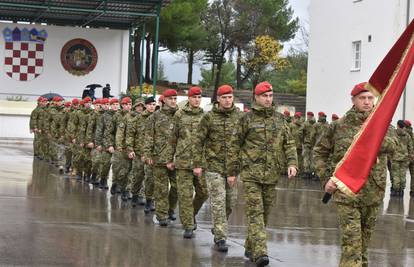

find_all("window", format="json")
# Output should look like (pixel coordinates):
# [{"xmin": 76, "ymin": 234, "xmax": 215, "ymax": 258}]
[{"xmin": 352, "ymin": 41, "xmax": 361, "ymax": 71}]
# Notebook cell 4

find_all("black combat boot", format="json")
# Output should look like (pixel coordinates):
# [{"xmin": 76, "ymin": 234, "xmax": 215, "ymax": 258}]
[
  {"xmin": 121, "ymin": 191, "xmax": 129, "ymax": 201},
  {"xmin": 89, "ymin": 173, "xmax": 97, "ymax": 185},
  {"xmin": 99, "ymin": 178, "xmax": 108, "ymax": 190},
  {"xmin": 244, "ymin": 250, "xmax": 253, "ymax": 261},
  {"xmin": 158, "ymin": 218, "xmax": 168, "ymax": 227},
  {"xmin": 76, "ymin": 172, "xmax": 82, "ymax": 181},
  {"xmin": 410, "ymin": 190, "xmax": 414, "ymax": 197},
  {"xmin": 183, "ymin": 229, "xmax": 193, "ymax": 239},
  {"xmin": 214, "ymin": 240, "xmax": 228, "ymax": 253},
  {"xmin": 255, "ymin": 255, "xmax": 270, "ymax": 267},
  {"xmin": 137, "ymin": 196, "xmax": 146, "ymax": 205},
  {"xmin": 110, "ymin": 183, "xmax": 118, "ymax": 195},
  {"xmin": 131, "ymin": 195, "xmax": 138, "ymax": 207},
  {"xmin": 168, "ymin": 209, "xmax": 176, "ymax": 221},
  {"xmin": 83, "ymin": 174, "xmax": 90, "ymax": 183},
  {"xmin": 144, "ymin": 199, "xmax": 152, "ymax": 214}
]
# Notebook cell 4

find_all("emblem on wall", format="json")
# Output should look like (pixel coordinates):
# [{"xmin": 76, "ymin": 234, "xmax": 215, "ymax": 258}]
[
  {"xmin": 2, "ymin": 27, "xmax": 48, "ymax": 81},
  {"xmin": 60, "ymin": 38, "xmax": 98, "ymax": 76}
]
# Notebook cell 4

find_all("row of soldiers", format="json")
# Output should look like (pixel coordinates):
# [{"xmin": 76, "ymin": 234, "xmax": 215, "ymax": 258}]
[{"xmin": 283, "ymin": 108, "xmax": 414, "ymax": 197}]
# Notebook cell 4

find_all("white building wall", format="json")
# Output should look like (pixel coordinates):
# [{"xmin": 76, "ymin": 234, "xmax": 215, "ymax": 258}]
[
  {"xmin": 0, "ymin": 22, "xmax": 129, "ymax": 100},
  {"xmin": 307, "ymin": 0, "xmax": 414, "ymax": 122}
]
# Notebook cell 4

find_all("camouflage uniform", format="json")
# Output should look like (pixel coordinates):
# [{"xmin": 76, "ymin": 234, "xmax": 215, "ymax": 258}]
[
  {"xmin": 86, "ymin": 108, "xmax": 103, "ymax": 180},
  {"xmin": 50, "ymin": 105, "xmax": 66, "ymax": 166},
  {"xmin": 140, "ymin": 110, "xmax": 155, "ymax": 202},
  {"xmin": 391, "ymin": 127, "xmax": 413, "ymax": 191},
  {"xmin": 99, "ymin": 109, "xmax": 117, "ymax": 185},
  {"xmin": 313, "ymin": 107, "xmax": 395, "ymax": 267},
  {"xmin": 302, "ymin": 117, "xmax": 316, "ymax": 175},
  {"xmin": 237, "ymin": 103, "xmax": 297, "ymax": 261},
  {"xmin": 114, "ymin": 110, "xmax": 133, "ymax": 192},
  {"xmin": 74, "ymin": 107, "xmax": 93, "ymax": 178},
  {"xmin": 62, "ymin": 108, "xmax": 73, "ymax": 171},
  {"xmin": 66, "ymin": 107, "xmax": 81, "ymax": 173},
  {"xmin": 290, "ymin": 118, "xmax": 304, "ymax": 173},
  {"xmin": 193, "ymin": 103, "xmax": 241, "ymax": 242},
  {"xmin": 167, "ymin": 103, "xmax": 208, "ymax": 230},
  {"xmin": 143, "ymin": 105, "xmax": 178, "ymax": 221},
  {"xmin": 404, "ymin": 127, "xmax": 414, "ymax": 193},
  {"xmin": 29, "ymin": 104, "xmax": 41, "ymax": 156}
]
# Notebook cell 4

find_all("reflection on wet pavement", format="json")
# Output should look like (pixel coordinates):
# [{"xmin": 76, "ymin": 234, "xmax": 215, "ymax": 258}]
[{"xmin": 0, "ymin": 142, "xmax": 413, "ymax": 266}]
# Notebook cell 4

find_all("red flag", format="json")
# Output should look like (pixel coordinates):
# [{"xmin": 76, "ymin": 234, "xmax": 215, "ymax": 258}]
[{"xmin": 332, "ymin": 19, "xmax": 414, "ymax": 196}]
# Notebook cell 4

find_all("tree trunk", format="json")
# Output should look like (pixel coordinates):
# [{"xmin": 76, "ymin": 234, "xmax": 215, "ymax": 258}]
[
  {"xmin": 145, "ymin": 33, "xmax": 151, "ymax": 83},
  {"xmin": 213, "ymin": 56, "xmax": 224, "ymax": 103},
  {"xmin": 187, "ymin": 48, "xmax": 194, "ymax": 85},
  {"xmin": 236, "ymin": 46, "xmax": 242, "ymax": 90},
  {"xmin": 211, "ymin": 63, "xmax": 215, "ymax": 84},
  {"xmin": 151, "ymin": 39, "xmax": 156, "ymax": 81}
]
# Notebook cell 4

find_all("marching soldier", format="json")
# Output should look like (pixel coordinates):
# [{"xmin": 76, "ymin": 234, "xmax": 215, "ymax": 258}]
[
  {"xmin": 29, "ymin": 97, "xmax": 44, "ymax": 157},
  {"xmin": 167, "ymin": 86, "xmax": 208, "ymax": 238},
  {"xmin": 236, "ymin": 81, "xmax": 297, "ymax": 267},
  {"xmin": 193, "ymin": 85, "xmax": 242, "ymax": 252},
  {"xmin": 303, "ymin": 111, "xmax": 316, "ymax": 178},
  {"xmin": 291, "ymin": 112, "xmax": 304, "ymax": 173},
  {"xmin": 143, "ymin": 90, "xmax": 179, "ymax": 226}
]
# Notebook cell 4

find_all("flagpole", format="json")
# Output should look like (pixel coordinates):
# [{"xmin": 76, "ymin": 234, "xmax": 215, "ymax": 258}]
[{"xmin": 403, "ymin": 0, "xmax": 411, "ymax": 119}]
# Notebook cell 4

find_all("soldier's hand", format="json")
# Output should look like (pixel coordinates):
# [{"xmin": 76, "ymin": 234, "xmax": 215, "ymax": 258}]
[
  {"xmin": 193, "ymin": 167, "xmax": 203, "ymax": 177},
  {"xmin": 128, "ymin": 152, "xmax": 135, "ymax": 159},
  {"xmin": 87, "ymin": 142, "xmax": 94, "ymax": 148},
  {"xmin": 141, "ymin": 156, "xmax": 146, "ymax": 162},
  {"xmin": 287, "ymin": 166, "xmax": 297, "ymax": 178},
  {"xmin": 146, "ymin": 158, "xmax": 154, "ymax": 165},
  {"xmin": 325, "ymin": 179, "xmax": 337, "ymax": 193},
  {"xmin": 166, "ymin": 162, "xmax": 175, "ymax": 170},
  {"xmin": 72, "ymin": 139, "xmax": 76, "ymax": 144},
  {"xmin": 96, "ymin": 146, "xmax": 102, "ymax": 152},
  {"xmin": 38, "ymin": 129, "xmax": 42, "ymax": 133},
  {"xmin": 34, "ymin": 128, "xmax": 38, "ymax": 132},
  {"xmin": 108, "ymin": 146, "xmax": 115, "ymax": 153},
  {"xmin": 227, "ymin": 176, "xmax": 237, "ymax": 187}
]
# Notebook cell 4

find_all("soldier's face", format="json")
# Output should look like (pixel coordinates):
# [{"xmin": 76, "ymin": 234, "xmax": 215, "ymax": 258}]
[
  {"xmin": 255, "ymin": 92, "xmax": 273, "ymax": 108},
  {"xmin": 188, "ymin": 95, "xmax": 202, "ymax": 108},
  {"xmin": 94, "ymin": 104, "xmax": 101, "ymax": 111},
  {"xmin": 352, "ymin": 91, "xmax": 375, "ymax": 112},
  {"xmin": 122, "ymin": 103, "xmax": 132, "ymax": 111},
  {"xmin": 164, "ymin": 96, "xmax": 177, "ymax": 108},
  {"xmin": 217, "ymin": 94, "xmax": 233, "ymax": 109},
  {"xmin": 111, "ymin": 103, "xmax": 119, "ymax": 110},
  {"xmin": 307, "ymin": 115, "xmax": 313, "ymax": 120},
  {"xmin": 102, "ymin": 103, "xmax": 110, "ymax": 110},
  {"xmin": 135, "ymin": 105, "xmax": 144, "ymax": 113},
  {"xmin": 84, "ymin": 103, "xmax": 91, "ymax": 109},
  {"xmin": 146, "ymin": 102, "xmax": 156, "ymax": 113}
]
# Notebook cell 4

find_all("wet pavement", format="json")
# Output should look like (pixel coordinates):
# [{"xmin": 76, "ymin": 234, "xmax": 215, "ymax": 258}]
[{"xmin": 0, "ymin": 141, "xmax": 414, "ymax": 267}]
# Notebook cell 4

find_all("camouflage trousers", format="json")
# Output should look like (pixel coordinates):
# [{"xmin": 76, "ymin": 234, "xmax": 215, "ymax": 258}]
[
  {"xmin": 73, "ymin": 146, "xmax": 92, "ymax": 175},
  {"xmin": 129, "ymin": 157, "xmax": 145, "ymax": 196},
  {"xmin": 302, "ymin": 146, "xmax": 314, "ymax": 174},
  {"xmin": 99, "ymin": 150, "xmax": 112, "ymax": 179},
  {"xmin": 336, "ymin": 203, "xmax": 380, "ymax": 267},
  {"xmin": 144, "ymin": 164, "xmax": 154, "ymax": 200},
  {"xmin": 390, "ymin": 161, "xmax": 409, "ymax": 190},
  {"xmin": 49, "ymin": 139, "xmax": 58, "ymax": 162},
  {"xmin": 243, "ymin": 181, "xmax": 276, "ymax": 260},
  {"xmin": 64, "ymin": 144, "xmax": 72, "ymax": 170},
  {"xmin": 297, "ymin": 149, "xmax": 303, "ymax": 173},
  {"xmin": 33, "ymin": 132, "xmax": 40, "ymax": 156},
  {"xmin": 153, "ymin": 166, "xmax": 177, "ymax": 220},
  {"xmin": 90, "ymin": 149, "xmax": 101, "ymax": 175},
  {"xmin": 176, "ymin": 169, "xmax": 208, "ymax": 230},
  {"xmin": 38, "ymin": 133, "xmax": 50, "ymax": 160},
  {"xmin": 409, "ymin": 161, "xmax": 414, "ymax": 191},
  {"xmin": 111, "ymin": 151, "xmax": 132, "ymax": 190},
  {"xmin": 205, "ymin": 171, "xmax": 238, "ymax": 241}
]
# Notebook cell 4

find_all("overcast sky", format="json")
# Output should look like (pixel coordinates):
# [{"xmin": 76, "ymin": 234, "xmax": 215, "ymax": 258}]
[{"xmin": 161, "ymin": 0, "xmax": 310, "ymax": 84}]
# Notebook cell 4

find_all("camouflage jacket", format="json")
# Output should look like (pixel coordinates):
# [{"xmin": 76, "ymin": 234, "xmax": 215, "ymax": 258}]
[
  {"xmin": 103, "ymin": 110, "xmax": 119, "ymax": 149},
  {"xmin": 143, "ymin": 106, "xmax": 178, "ymax": 166},
  {"xmin": 302, "ymin": 118, "xmax": 316, "ymax": 150},
  {"xmin": 393, "ymin": 127, "xmax": 413, "ymax": 162},
  {"xmin": 237, "ymin": 103, "xmax": 297, "ymax": 184},
  {"xmin": 29, "ymin": 105, "xmax": 41, "ymax": 130},
  {"xmin": 94, "ymin": 110, "xmax": 106, "ymax": 147},
  {"xmin": 36, "ymin": 106, "xmax": 49, "ymax": 134},
  {"xmin": 85, "ymin": 110, "xmax": 101, "ymax": 144},
  {"xmin": 115, "ymin": 110, "xmax": 133, "ymax": 151},
  {"xmin": 76, "ymin": 108, "xmax": 93, "ymax": 144},
  {"xmin": 66, "ymin": 108, "xmax": 80, "ymax": 142},
  {"xmin": 167, "ymin": 103, "xmax": 204, "ymax": 170},
  {"xmin": 126, "ymin": 110, "xmax": 153, "ymax": 156},
  {"xmin": 313, "ymin": 107, "xmax": 395, "ymax": 206},
  {"xmin": 404, "ymin": 127, "xmax": 414, "ymax": 162},
  {"xmin": 309, "ymin": 119, "xmax": 329, "ymax": 148},
  {"xmin": 193, "ymin": 104, "xmax": 242, "ymax": 177},
  {"xmin": 50, "ymin": 106, "xmax": 65, "ymax": 141},
  {"xmin": 290, "ymin": 120, "xmax": 304, "ymax": 151}
]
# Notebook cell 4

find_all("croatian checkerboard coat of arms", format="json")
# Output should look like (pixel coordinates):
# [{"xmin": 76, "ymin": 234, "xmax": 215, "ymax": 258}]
[{"xmin": 2, "ymin": 27, "xmax": 47, "ymax": 81}]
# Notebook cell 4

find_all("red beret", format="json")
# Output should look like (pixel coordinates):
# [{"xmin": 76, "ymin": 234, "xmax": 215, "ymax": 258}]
[
  {"xmin": 52, "ymin": 96, "xmax": 63, "ymax": 102},
  {"xmin": 37, "ymin": 96, "xmax": 43, "ymax": 102},
  {"xmin": 121, "ymin": 97, "xmax": 132, "ymax": 104},
  {"xmin": 283, "ymin": 110, "xmax": 290, "ymax": 116},
  {"xmin": 188, "ymin": 86, "xmax": 202, "ymax": 97},
  {"xmin": 71, "ymin": 98, "xmax": 79, "ymax": 105},
  {"xmin": 83, "ymin": 96, "xmax": 92, "ymax": 103},
  {"xmin": 332, "ymin": 114, "xmax": 339, "ymax": 120},
  {"xmin": 351, "ymin": 82, "xmax": 369, "ymax": 96},
  {"xmin": 318, "ymin": 112, "xmax": 326, "ymax": 117},
  {"xmin": 294, "ymin": 112, "xmax": 302, "ymax": 117},
  {"xmin": 110, "ymin": 98, "xmax": 119, "ymax": 104},
  {"xmin": 101, "ymin": 98, "xmax": 109, "ymax": 104},
  {"xmin": 163, "ymin": 89, "xmax": 177, "ymax": 98},
  {"xmin": 404, "ymin": 120, "xmax": 412, "ymax": 127},
  {"xmin": 217, "ymin": 85, "xmax": 233, "ymax": 96},
  {"xmin": 306, "ymin": 111, "xmax": 314, "ymax": 116},
  {"xmin": 79, "ymin": 100, "xmax": 85, "ymax": 106},
  {"xmin": 255, "ymin": 81, "xmax": 273, "ymax": 95},
  {"xmin": 64, "ymin": 101, "xmax": 71, "ymax": 107},
  {"xmin": 159, "ymin": 95, "xmax": 164, "ymax": 103}
]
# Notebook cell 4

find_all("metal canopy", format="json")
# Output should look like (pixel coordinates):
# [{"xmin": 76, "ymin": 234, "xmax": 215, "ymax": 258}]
[{"xmin": 0, "ymin": 0, "xmax": 170, "ymax": 29}]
